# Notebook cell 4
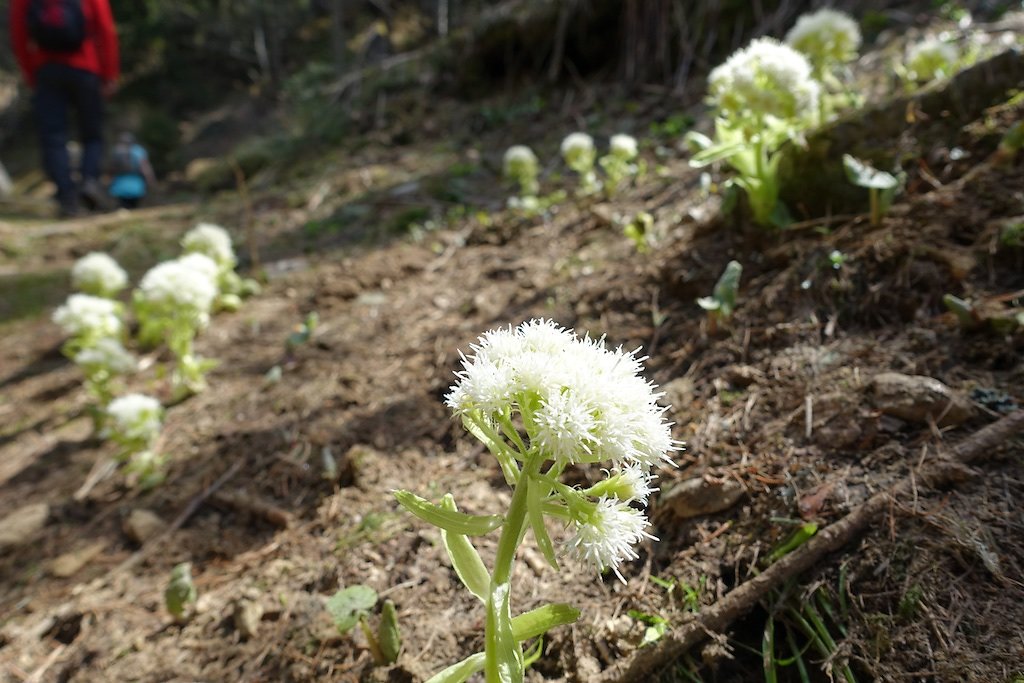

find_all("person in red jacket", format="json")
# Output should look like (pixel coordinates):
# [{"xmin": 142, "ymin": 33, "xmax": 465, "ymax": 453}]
[{"xmin": 10, "ymin": 0, "xmax": 120, "ymax": 217}]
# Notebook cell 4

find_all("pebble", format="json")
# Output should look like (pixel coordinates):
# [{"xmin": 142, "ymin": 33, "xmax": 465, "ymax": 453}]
[
  {"xmin": 0, "ymin": 503, "xmax": 49, "ymax": 549},
  {"xmin": 659, "ymin": 477, "xmax": 745, "ymax": 519},
  {"xmin": 123, "ymin": 509, "xmax": 166, "ymax": 544},
  {"xmin": 870, "ymin": 372, "xmax": 974, "ymax": 427}
]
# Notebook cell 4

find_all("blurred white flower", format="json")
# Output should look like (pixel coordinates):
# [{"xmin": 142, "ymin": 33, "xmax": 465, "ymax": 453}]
[
  {"xmin": 52, "ymin": 293, "xmax": 123, "ymax": 339},
  {"xmin": 177, "ymin": 253, "xmax": 220, "ymax": 283},
  {"xmin": 136, "ymin": 258, "xmax": 217, "ymax": 316},
  {"xmin": 71, "ymin": 252, "xmax": 128, "ymax": 298},
  {"xmin": 106, "ymin": 393, "xmax": 162, "ymax": 447},
  {"xmin": 567, "ymin": 497, "xmax": 655, "ymax": 582},
  {"xmin": 181, "ymin": 223, "xmax": 236, "ymax": 268},
  {"xmin": 74, "ymin": 337, "xmax": 137, "ymax": 375},
  {"xmin": 785, "ymin": 9, "xmax": 862, "ymax": 69},
  {"xmin": 609, "ymin": 134, "xmax": 638, "ymax": 161},
  {"xmin": 907, "ymin": 38, "xmax": 959, "ymax": 82},
  {"xmin": 560, "ymin": 132, "xmax": 596, "ymax": 172},
  {"xmin": 503, "ymin": 145, "xmax": 540, "ymax": 196}
]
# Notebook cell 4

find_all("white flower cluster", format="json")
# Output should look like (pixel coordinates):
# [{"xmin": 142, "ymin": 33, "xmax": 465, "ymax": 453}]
[
  {"xmin": 73, "ymin": 337, "xmax": 137, "ymax": 375},
  {"xmin": 447, "ymin": 319, "xmax": 676, "ymax": 581},
  {"xmin": 181, "ymin": 223, "xmax": 236, "ymax": 269},
  {"xmin": 785, "ymin": 9, "xmax": 861, "ymax": 69},
  {"xmin": 709, "ymin": 37, "xmax": 820, "ymax": 124},
  {"xmin": 560, "ymin": 132, "xmax": 596, "ymax": 171},
  {"xmin": 52, "ymin": 293, "xmax": 123, "ymax": 339},
  {"xmin": 71, "ymin": 252, "xmax": 128, "ymax": 298},
  {"xmin": 105, "ymin": 393, "xmax": 162, "ymax": 446},
  {"xmin": 503, "ymin": 145, "xmax": 540, "ymax": 197},
  {"xmin": 137, "ymin": 255, "xmax": 218, "ymax": 316},
  {"xmin": 609, "ymin": 134, "xmax": 638, "ymax": 161},
  {"xmin": 907, "ymin": 38, "xmax": 959, "ymax": 82}
]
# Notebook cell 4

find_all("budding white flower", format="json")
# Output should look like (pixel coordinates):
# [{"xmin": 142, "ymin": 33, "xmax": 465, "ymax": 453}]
[
  {"xmin": 73, "ymin": 337, "xmax": 137, "ymax": 375},
  {"xmin": 105, "ymin": 393, "xmax": 162, "ymax": 446},
  {"xmin": 137, "ymin": 258, "xmax": 218, "ymax": 315},
  {"xmin": 503, "ymin": 145, "xmax": 538, "ymax": 180},
  {"xmin": 609, "ymin": 134, "xmax": 638, "ymax": 161},
  {"xmin": 906, "ymin": 38, "xmax": 959, "ymax": 82},
  {"xmin": 446, "ymin": 319, "xmax": 676, "ymax": 468},
  {"xmin": 182, "ymin": 223, "xmax": 236, "ymax": 268},
  {"xmin": 71, "ymin": 252, "xmax": 128, "ymax": 298},
  {"xmin": 709, "ymin": 37, "xmax": 820, "ymax": 124},
  {"xmin": 567, "ymin": 497, "xmax": 655, "ymax": 582},
  {"xmin": 785, "ymin": 9, "xmax": 862, "ymax": 69},
  {"xmin": 560, "ymin": 132, "xmax": 596, "ymax": 171},
  {"xmin": 52, "ymin": 294, "xmax": 123, "ymax": 339},
  {"xmin": 177, "ymin": 253, "xmax": 220, "ymax": 283}
]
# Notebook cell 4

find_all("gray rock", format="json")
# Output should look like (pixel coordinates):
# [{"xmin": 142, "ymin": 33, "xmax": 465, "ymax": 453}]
[
  {"xmin": 0, "ymin": 503, "xmax": 49, "ymax": 549},
  {"xmin": 659, "ymin": 477, "xmax": 745, "ymax": 519},
  {"xmin": 233, "ymin": 598, "xmax": 264, "ymax": 639},
  {"xmin": 871, "ymin": 372, "xmax": 974, "ymax": 427},
  {"xmin": 123, "ymin": 509, "xmax": 166, "ymax": 544}
]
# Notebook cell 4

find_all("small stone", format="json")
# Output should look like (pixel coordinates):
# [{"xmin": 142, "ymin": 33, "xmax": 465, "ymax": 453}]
[
  {"xmin": 50, "ymin": 541, "xmax": 106, "ymax": 578},
  {"xmin": 233, "ymin": 599, "xmax": 264, "ymax": 639},
  {"xmin": 123, "ymin": 509, "xmax": 166, "ymax": 544},
  {"xmin": 659, "ymin": 477, "xmax": 745, "ymax": 519},
  {"xmin": 871, "ymin": 372, "xmax": 974, "ymax": 427},
  {"xmin": 0, "ymin": 503, "xmax": 49, "ymax": 548},
  {"xmin": 721, "ymin": 364, "xmax": 765, "ymax": 387}
]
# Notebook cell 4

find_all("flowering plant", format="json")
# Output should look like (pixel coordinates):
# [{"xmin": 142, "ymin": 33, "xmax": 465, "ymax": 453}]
[
  {"xmin": 134, "ymin": 255, "xmax": 218, "ymax": 396},
  {"xmin": 394, "ymin": 319, "xmax": 677, "ymax": 682},
  {"xmin": 71, "ymin": 252, "xmax": 128, "ymax": 298},
  {"xmin": 905, "ymin": 37, "xmax": 960, "ymax": 83},
  {"xmin": 599, "ymin": 134, "xmax": 642, "ymax": 196},
  {"xmin": 502, "ymin": 146, "xmax": 540, "ymax": 205},
  {"xmin": 181, "ymin": 223, "xmax": 260, "ymax": 310},
  {"xmin": 73, "ymin": 336, "xmax": 137, "ymax": 409},
  {"xmin": 688, "ymin": 38, "xmax": 820, "ymax": 227},
  {"xmin": 105, "ymin": 393, "xmax": 167, "ymax": 486},
  {"xmin": 560, "ymin": 132, "xmax": 600, "ymax": 195},
  {"xmin": 785, "ymin": 9, "xmax": 861, "ymax": 78},
  {"xmin": 53, "ymin": 293, "xmax": 125, "ymax": 354}
]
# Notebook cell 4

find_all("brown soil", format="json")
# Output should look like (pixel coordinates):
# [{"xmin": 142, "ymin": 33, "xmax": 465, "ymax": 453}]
[{"xmin": 2, "ymin": 44, "xmax": 1023, "ymax": 683}]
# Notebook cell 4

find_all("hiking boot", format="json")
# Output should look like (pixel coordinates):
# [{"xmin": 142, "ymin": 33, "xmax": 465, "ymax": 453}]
[{"xmin": 80, "ymin": 178, "xmax": 107, "ymax": 210}]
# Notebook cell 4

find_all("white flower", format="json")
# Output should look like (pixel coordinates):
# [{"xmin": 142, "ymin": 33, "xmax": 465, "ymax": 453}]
[
  {"xmin": 182, "ymin": 223, "xmax": 235, "ymax": 268},
  {"xmin": 561, "ymin": 132, "xmax": 596, "ymax": 171},
  {"xmin": 446, "ymin": 319, "xmax": 676, "ymax": 468},
  {"xmin": 71, "ymin": 252, "xmax": 128, "ymax": 297},
  {"xmin": 785, "ymin": 9, "xmax": 861, "ymax": 68},
  {"xmin": 177, "ymin": 253, "xmax": 220, "ymax": 282},
  {"xmin": 137, "ymin": 258, "xmax": 218, "ymax": 315},
  {"xmin": 106, "ymin": 393, "xmax": 162, "ymax": 446},
  {"xmin": 907, "ymin": 38, "xmax": 959, "ymax": 82},
  {"xmin": 52, "ymin": 294, "xmax": 123, "ymax": 339},
  {"xmin": 609, "ymin": 134, "xmax": 638, "ymax": 161},
  {"xmin": 73, "ymin": 337, "xmax": 137, "ymax": 375},
  {"xmin": 567, "ymin": 497, "xmax": 655, "ymax": 582},
  {"xmin": 608, "ymin": 464, "xmax": 657, "ymax": 504},
  {"xmin": 709, "ymin": 37, "xmax": 820, "ymax": 124},
  {"xmin": 503, "ymin": 145, "xmax": 538, "ymax": 179}
]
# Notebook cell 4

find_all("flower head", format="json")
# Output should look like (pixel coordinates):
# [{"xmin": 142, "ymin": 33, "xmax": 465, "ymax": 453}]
[
  {"xmin": 907, "ymin": 38, "xmax": 959, "ymax": 82},
  {"xmin": 74, "ymin": 337, "xmax": 137, "ymax": 375},
  {"xmin": 560, "ymin": 132, "xmax": 596, "ymax": 172},
  {"xmin": 503, "ymin": 145, "xmax": 540, "ymax": 196},
  {"xmin": 136, "ymin": 257, "xmax": 218, "ymax": 317},
  {"xmin": 446, "ymin": 319, "xmax": 675, "ymax": 468},
  {"xmin": 785, "ymin": 9, "xmax": 861, "ymax": 70},
  {"xmin": 567, "ymin": 497, "xmax": 655, "ymax": 582},
  {"xmin": 53, "ymin": 294, "xmax": 123, "ymax": 339},
  {"xmin": 709, "ymin": 37, "xmax": 820, "ymax": 125},
  {"xmin": 181, "ymin": 223, "xmax": 236, "ymax": 269},
  {"xmin": 105, "ymin": 393, "xmax": 162, "ymax": 447},
  {"xmin": 609, "ymin": 134, "xmax": 638, "ymax": 161},
  {"xmin": 71, "ymin": 252, "xmax": 128, "ymax": 298}
]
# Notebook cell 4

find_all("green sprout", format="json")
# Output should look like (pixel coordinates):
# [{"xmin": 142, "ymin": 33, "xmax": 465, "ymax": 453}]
[
  {"xmin": 326, "ymin": 585, "xmax": 401, "ymax": 665},
  {"xmin": 623, "ymin": 211, "xmax": 655, "ymax": 253},
  {"xmin": 697, "ymin": 260, "xmax": 743, "ymax": 333},
  {"xmin": 599, "ymin": 134, "xmax": 641, "ymax": 196},
  {"xmin": 165, "ymin": 562, "xmax": 198, "ymax": 624},
  {"xmin": 842, "ymin": 154, "xmax": 903, "ymax": 226}
]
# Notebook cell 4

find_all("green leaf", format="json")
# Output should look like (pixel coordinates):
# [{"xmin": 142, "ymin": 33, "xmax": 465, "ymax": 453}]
[
  {"xmin": 690, "ymin": 139, "xmax": 749, "ymax": 167},
  {"xmin": 767, "ymin": 523, "xmax": 819, "ymax": 564},
  {"xmin": 696, "ymin": 296, "xmax": 721, "ymax": 312},
  {"xmin": 526, "ymin": 477, "xmax": 558, "ymax": 570},
  {"xmin": 510, "ymin": 603, "xmax": 581, "ymax": 641},
  {"xmin": 378, "ymin": 599, "xmax": 402, "ymax": 664},
  {"xmin": 439, "ymin": 495, "xmax": 492, "ymax": 603},
  {"xmin": 462, "ymin": 413, "xmax": 520, "ymax": 485},
  {"xmin": 394, "ymin": 490, "xmax": 504, "ymax": 536},
  {"xmin": 485, "ymin": 582, "xmax": 523, "ymax": 683},
  {"xmin": 522, "ymin": 635, "xmax": 544, "ymax": 669},
  {"xmin": 842, "ymin": 154, "xmax": 898, "ymax": 190},
  {"xmin": 425, "ymin": 652, "xmax": 486, "ymax": 683},
  {"xmin": 326, "ymin": 585, "xmax": 378, "ymax": 634}
]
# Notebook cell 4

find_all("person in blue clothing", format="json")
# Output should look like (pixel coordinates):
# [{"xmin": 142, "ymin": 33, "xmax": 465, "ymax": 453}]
[{"xmin": 108, "ymin": 131, "xmax": 155, "ymax": 208}]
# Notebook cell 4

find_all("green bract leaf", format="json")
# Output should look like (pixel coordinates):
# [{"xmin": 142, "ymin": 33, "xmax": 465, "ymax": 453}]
[
  {"xmin": 327, "ymin": 585, "xmax": 378, "ymax": 634},
  {"xmin": 394, "ymin": 490, "xmax": 504, "ymax": 536},
  {"xmin": 440, "ymin": 495, "xmax": 492, "ymax": 603},
  {"xmin": 378, "ymin": 599, "xmax": 402, "ymax": 664},
  {"xmin": 510, "ymin": 603, "xmax": 581, "ymax": 642},
  {"xmin": 486, "ymin": 582, "xmax": 523, "ymax": 683},
  {"xmin": 526, "ymin": 477, "xmax": 559, "ymax": 570},
  {"xmin": 842, "ymin": 154, "xmax": 898, "ymax": 190},
  {"xmin": 425, "ymin": 652, "xmax": 486, "ymax": 683}
]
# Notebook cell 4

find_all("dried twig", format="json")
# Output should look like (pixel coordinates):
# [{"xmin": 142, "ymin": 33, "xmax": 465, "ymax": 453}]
[{"xmin": 595, "ymin": 410, "xmax": 1024, "ymax": 683}]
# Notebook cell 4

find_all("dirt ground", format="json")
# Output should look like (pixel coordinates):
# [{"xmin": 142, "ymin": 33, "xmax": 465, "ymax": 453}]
[{"xmin": 2, "ymin": 28, "xmax": 1024, "ymax": 683}]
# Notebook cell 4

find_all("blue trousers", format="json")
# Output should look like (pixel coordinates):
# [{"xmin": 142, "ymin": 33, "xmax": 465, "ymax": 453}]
[{"xmin": 33, "ymin": 64, "xmax": 104, "ymax": 205}]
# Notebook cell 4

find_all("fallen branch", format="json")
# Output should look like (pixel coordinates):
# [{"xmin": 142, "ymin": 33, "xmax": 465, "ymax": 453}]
[{"xmin": 596, "ymin": 410, "xmax": 1024, "ymax": 683}]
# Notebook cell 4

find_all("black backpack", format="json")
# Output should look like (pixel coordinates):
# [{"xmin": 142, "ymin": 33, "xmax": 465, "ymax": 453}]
[{"xmin": 27, "ymin": 0, "xmax": 87, "ymax": 53}]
